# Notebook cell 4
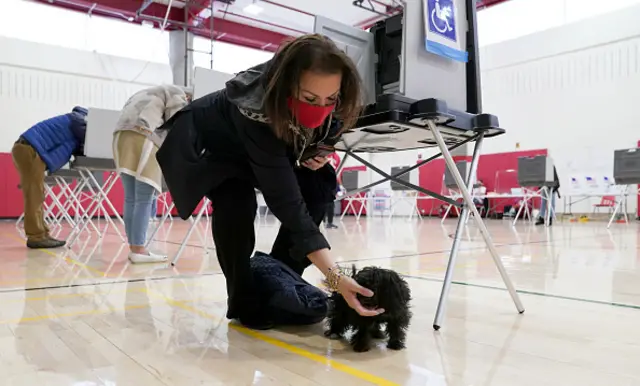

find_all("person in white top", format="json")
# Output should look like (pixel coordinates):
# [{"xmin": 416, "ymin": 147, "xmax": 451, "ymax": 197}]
[
  {"xmin": 472, "ymin": 179, "xmax": 489, "ymax": 215},
  {"xmin": 112, "ymin": 85, "xmax": 191, "ymax": 263}
]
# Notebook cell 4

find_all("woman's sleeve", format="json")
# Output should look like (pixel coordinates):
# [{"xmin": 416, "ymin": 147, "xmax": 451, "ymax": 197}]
[
  {"xmin": 163, "ymin": 89, "xmax": 189, "ymax": 122},
  {"xmin": 232, "ymin": 107, "xmax": 330, "ymax": 259}
]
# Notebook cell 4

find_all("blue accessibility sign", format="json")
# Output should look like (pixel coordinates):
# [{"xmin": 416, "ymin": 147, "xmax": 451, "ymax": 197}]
[{"xmin": 427, "ymin": 0, "xmax": 457, "ymax": 43}]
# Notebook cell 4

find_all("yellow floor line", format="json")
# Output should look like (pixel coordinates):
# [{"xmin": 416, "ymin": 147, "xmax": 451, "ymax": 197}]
[{"xmin": 146, "ymin": 289, "xmax": 400, "ymax": 386}]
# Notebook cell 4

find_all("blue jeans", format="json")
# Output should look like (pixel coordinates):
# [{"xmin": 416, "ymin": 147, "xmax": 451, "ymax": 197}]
[
  {"xmin": 121, "ymin": 174, "xmax": 157, "ymax": 246},
  {"xmin": 539, "ymin": 187, "xmax": 556, "ymax": 218}
]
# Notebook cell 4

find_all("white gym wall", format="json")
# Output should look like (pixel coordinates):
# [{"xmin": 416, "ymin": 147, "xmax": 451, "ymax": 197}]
[{"xmin": 479, "ymin": 3, "xmax": 640, "ymax": 214}]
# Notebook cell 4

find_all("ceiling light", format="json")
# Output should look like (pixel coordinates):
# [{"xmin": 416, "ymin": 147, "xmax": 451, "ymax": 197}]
[{"xmin": 243, "ymin": 3, "xmax": 263, "ymax": 15}]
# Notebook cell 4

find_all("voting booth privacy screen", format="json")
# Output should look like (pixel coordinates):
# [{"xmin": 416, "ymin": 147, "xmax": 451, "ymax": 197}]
[
  {"xmin": 341, "ymin": 170, "xmax": 360, "ymax": 192},
  {"xmin": 517, "ymin": 155, "xmax": 555, "ymax": 187},
  {"xmin": 313, "ymin": 16, "xmax": 376, "ymax": 106},
  {"xmin": 444, "ymin": 161, "xmax": 469, "ymax": 188},
  {"xmin": 613, "ymin": 148, "xmax": 640, "ymax": 185},
  {"xmin": 193, "ymin": 67, "xmax": 234, "ymax": 99},
  {"xmin": 390, "ymin": 166, "xmax": 412, "ymax": 191},
  {"xmin": 84, "ymin": 108, "xmax": 121, "ymax": 159}
]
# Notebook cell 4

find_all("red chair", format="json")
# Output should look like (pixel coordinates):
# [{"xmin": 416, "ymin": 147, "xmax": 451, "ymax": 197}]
[{"xmin": 593, "ymin": 195, "xmax": 616, "ymax": 214}]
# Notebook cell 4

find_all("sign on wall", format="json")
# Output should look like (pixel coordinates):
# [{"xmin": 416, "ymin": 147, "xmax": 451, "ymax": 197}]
[{"xmin": 424, "ymin": 0, "xmax": 468, "ymax": 62}]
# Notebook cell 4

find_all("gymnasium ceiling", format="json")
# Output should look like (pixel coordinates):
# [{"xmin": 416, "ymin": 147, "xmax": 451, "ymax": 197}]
[{"xmin": 31, "ymin": 0, "xmax": 509, "ymax": 52}]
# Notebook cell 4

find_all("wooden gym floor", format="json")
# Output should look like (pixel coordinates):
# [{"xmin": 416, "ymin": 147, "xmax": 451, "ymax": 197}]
[{"xmin": 0, "ymin": 215, "xmax": 638, "ymax": 385}]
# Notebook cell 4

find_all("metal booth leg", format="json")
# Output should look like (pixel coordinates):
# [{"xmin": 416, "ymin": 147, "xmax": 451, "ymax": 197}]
[
  {"xmin": 607, "ymin": 185, "xmax": 629, "ymax": 229},
  {"xmin": 171, "ymin": 198, "xmax": 211, "ymax": 266},
  {"xmin": 145, "ymin": 202, "xmax": 175, "ymax": 248},
  {"xmin": 428, "ymin": 120, "xmax": 525, "ymax": 330}
]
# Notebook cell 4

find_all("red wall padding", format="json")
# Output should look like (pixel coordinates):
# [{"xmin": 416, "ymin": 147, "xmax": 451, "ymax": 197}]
[
  {"xmin": 0, "ymin": 153, "xmax": 23, "ymax": 218},
  {"xmin": 0, "ymin": 153, "xmax": 212, "ymax": 219}
]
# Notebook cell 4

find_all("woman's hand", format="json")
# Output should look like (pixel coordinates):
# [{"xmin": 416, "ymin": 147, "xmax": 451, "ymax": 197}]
[
  {"xmin": 306, "ymin": 249, "xmax": 384, "ymax": 317},
  {"xmin": 302, "ymin": 156, "xmax": 329, "ymax": 171},
  {"xmin": 337, "ymin": 276, "xmax": 385, "ymax": 317}
]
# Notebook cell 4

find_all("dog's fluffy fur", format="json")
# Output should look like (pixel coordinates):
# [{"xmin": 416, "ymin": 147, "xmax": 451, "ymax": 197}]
[{"xmin": 324, "ymin": 265, "xmax": 411, "ymax": 352}]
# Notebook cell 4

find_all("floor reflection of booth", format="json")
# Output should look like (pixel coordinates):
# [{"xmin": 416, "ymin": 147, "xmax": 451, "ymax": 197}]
[{"xmin": 316, "ymin": 0, "xmax": 524, "ymax": 331}]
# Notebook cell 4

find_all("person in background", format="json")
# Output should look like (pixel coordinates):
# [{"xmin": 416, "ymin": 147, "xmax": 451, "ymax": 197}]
[
  {"xmin": 324, "ymin": 152, "xmax": 341, "ymax": 229},
  {"xmin": 157, "ymin": 34, "xmax": 382, "ymax": 330},
  {"xmin": 12, "ymin": 107, "xmax": 88, "ymax": 249},
  {"xmin": 472, "ymin": 179, "xmax": 489, "ymax": 215},
  {"xmin": 536, "ymin": 166, "xmax": 560, "ymax": 226},
  {"xmin": 113, "ymin": 85, "xmax": 191, "ymax": 264}
]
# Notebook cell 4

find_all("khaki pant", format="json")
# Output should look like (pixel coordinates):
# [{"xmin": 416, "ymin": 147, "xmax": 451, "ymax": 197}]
[{"xmin": 11, "ymin": 141, "xmax": 49, "ymax": 242}]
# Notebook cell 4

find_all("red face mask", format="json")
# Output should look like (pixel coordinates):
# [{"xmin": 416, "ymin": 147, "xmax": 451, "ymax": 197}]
[{"xmin": 287, "ymin": 97, "xmax": 335, "ymax": 129}]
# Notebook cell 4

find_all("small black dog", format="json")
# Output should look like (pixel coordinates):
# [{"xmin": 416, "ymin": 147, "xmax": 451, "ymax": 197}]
[{"xmin": 325, "ymin": 265, "xmax": 412, "ymax": 352}]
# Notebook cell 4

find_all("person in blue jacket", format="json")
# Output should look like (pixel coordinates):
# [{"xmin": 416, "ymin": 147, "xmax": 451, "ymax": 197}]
[{"xmin": 12, "ymin": 106, "xmax": 88, "ymax": 249}]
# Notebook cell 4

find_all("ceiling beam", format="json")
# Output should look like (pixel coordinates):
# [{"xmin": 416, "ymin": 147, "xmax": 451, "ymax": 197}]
[{"xmin": 34, "ymin": 0, "xmax": 289, "ymax": 51}]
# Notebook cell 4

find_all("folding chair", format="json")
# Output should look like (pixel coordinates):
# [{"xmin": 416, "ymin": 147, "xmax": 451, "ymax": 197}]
[{"xmin": 593, "ymin": 195, "xmax": 616, "ymax": 215}]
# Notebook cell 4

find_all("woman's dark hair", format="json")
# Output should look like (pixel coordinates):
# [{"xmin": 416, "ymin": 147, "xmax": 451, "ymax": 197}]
[{"xmin": 263, "ymin": 34, "xmax": 363, "ymax": 144}]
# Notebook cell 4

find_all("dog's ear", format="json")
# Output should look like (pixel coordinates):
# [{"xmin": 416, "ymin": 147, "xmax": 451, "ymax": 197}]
[
  {"xmin": 388, "ymin": 272, "xmax": 412, "ymax": 303},
  {"xmin": 398, "ymin": 276, "xmax": 411, "ymax": 303}
]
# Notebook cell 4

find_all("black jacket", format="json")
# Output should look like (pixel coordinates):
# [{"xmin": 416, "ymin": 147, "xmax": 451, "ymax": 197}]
[{"xmin": 156, "ymin": 60, "xmax": 341, "ymax": 259}]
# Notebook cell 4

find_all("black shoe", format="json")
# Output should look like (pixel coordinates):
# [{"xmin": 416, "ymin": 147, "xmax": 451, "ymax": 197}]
[
  {"xmin": 326, "ymin": 223, "xmax": 338, "ymax": 229},
  {"xmin": 535, "ymin": 218, "xmax": 552, "ymax": 226},
  {"xmin": 27, "ymin": 237, "xmax": 66, "ymax": 249}
]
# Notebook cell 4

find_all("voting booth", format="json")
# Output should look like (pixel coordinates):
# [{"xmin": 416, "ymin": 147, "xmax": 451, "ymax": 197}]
[
  {"xmin": 193, "ymin": 67, "xmax": 234, "ymax": 99},
  {"xmin": 63, "ymin": 108, "xmax": 125, "ymax": 246},
  {"xmin": 605, "ymin": 147, "xmax": 640, "ymax": 228},
  {"xmin": 317, "ymin": 0, "xmax": 524, "ymax": 330}
]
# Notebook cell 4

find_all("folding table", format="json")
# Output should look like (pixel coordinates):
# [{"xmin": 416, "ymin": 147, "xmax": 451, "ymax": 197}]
[{"xmin": 335, "ymin": 95, "xmax": 525, "ymax": 330}]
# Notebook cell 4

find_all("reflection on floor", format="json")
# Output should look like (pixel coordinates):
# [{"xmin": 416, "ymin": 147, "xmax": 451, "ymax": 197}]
[{"xmin": 0, "ymin": 215, "xmax": 639, "ymax": 385}]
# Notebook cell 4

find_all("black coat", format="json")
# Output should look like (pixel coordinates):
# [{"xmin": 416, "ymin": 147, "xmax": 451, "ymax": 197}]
[{"xmin": 156, "ymin": 60, "xmax": 341, "ymax": 259}]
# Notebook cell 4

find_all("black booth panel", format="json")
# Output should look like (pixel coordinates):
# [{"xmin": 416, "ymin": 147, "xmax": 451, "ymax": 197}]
[
  {"xmin": 390, "ymin": 166, "xmax": 412, "ymax": 190},
  {"xmin": 371, "ymin": 14, "xmax": 403, "ymax": 95},
  {"xmin": 614, "ymin": 148, "xmax": 640, "ymax": 185},
  {"xmin": 342, "ymin": 170, "xmax": 360, "ymax": 192}
]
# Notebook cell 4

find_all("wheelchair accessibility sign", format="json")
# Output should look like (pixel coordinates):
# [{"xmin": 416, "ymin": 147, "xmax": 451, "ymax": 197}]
[{"xmin": 427, "ymin": 0, "xmax": 457, "ymax": 43}]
